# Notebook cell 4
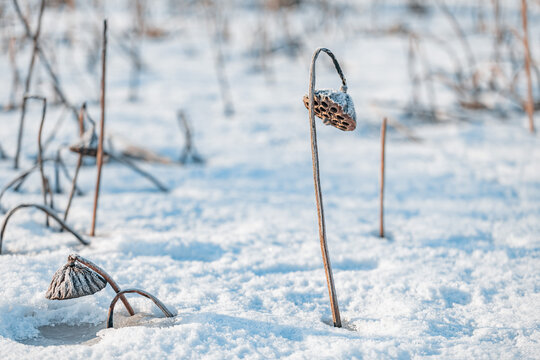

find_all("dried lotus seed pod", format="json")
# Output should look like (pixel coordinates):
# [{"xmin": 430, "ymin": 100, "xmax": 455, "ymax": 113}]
[
  {"xmin": 303, "ymin": 89, "xmax": 356, "ymax": 131},
  {"xmin": 46, "ymin": 262, "xmax": 106, "ymax": 300}
]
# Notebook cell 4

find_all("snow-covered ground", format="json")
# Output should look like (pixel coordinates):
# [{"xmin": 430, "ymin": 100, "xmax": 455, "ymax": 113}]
[{"xmin": 0, "ymin": 1, "xmax": 539, "ymax": 358}]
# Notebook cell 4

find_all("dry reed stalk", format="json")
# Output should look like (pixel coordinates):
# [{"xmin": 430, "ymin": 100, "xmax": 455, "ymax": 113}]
[
  {"xmin": 106, "ymin": 288, "xmax": 174, "ymax": 328},
  {"xmin": 46, "ymin": 254, "xmax": 135, "ymax": 316},
  {"xmin": 34, "ymin": 95, "xmax": 51, "ymax": 226},
  {"xmin": 0, "ymin": 159, "xmax": 55, "ymax": 213},
  {"xmin": 177, "ymin": 110, "xmax": 204, "ymax": 164},
  {"xmin": 64, "ymin": 104, "xmax": 86, "ymax": 223},
  {"xmin": 521, "ymin": 0, "xmax": 535, "ymax": 133},
  {"xmin": 307, "ymin": 47, "xmax": 357, "ymax": 328},
  {"xmin": 7, "ymin": 36, "xmax": 21, "ymax": 111},
  {"xmin": 13, "ymin": 0, "xmax": 45, "ymax": 170},
  {"xmin": 108, "ymin": 154, "xmax": 169, "ymax": 192},
  {"xmin": 0, "ymin": 203, "xmax": 89, "ymax": 255},
  {"xmin": 90, "ymin": 20, "xmax": 107, "ymax": 237},
  {"xmin": 379, "ymin": 118, "xmax": 387, "ymax": 238}
]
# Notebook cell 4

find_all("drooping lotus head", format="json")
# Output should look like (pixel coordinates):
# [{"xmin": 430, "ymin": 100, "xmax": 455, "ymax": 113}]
[
  {"xmin": 46, "ymin": 255, "xmax": 106, "ymax": 300},
  {"xmin": 303, "ymin": 89, "xmax": 356, "ymax": 131}
]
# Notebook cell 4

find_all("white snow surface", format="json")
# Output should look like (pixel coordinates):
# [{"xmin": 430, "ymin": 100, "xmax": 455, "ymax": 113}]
[{"xmin": 0, "ymin": 1, "xmax": 539, "ymax": 358}]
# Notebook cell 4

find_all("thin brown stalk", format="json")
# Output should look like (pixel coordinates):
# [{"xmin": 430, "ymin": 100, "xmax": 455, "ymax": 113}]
[
  {"xmin": 379, "ymin": 118, "xmax": 387, "ymax": 238},
  {"xmin": 0, "ymin": 159, "xmax": 55, "ymax": 213},
  {"xmin": 64, "ymin": 104, "xmax": 86, "ymax": 223},
  {"xmin": 106, "ymin": 288, "xmax": 174, "ymax": 328},
  {"xmin": 26, "ymin": 95, "xmax": 51, "ymax": 227},
  {"xmin": 7, "ymin": 36, "xmax": 21, "ymax": 111},
  {"xmin": 521, "ymin": 0, "xmax": 535, "ymax": 133},
  {"xmin": 0, "ymin": 203, "xmax": 89, "ymax": 255},
  {"xmin": 69, "ymin": 254, "xmax": 135, "ymax": 316},
  {"xmin": 177, "ymin": 110, "xmax": 204, "ymax": 164},
  {"xmin": 91, "ymin": 20, "xmax": 107, "ymax": 237},
  {"xmin": 308, "ymin": 47, "xmax": 344, "ymax": 328}
]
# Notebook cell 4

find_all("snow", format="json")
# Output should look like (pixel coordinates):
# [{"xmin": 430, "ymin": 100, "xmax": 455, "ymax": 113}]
[{"xmin": 0, "ymin": 0, "xmax": 539, "ymax": 358}]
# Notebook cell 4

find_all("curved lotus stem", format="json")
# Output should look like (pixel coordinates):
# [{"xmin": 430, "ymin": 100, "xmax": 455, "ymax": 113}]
[
  {"xmin": 308, "ymin": 47, "xmax": 347, "ymax": 327},
  {"xmin": 107, "ymin": 288, "xmax": 175, "ymax": 328},
  {"xmin": 0, "ymin": 203, "xmax": 89, "ymax": 254},
  {"xmin": 69, "ymin": 254, "xmax": 135, "ymax": 316}
]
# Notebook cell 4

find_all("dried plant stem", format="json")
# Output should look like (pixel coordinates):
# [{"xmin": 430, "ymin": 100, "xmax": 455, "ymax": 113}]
[
  {"xmin": 91, "ymin": 20, "xmax": 107, "ymax": 237},
  {"xmin": 69, "ymin": 254, "xmax": 135, "ymax": 316},
  {"xmin": 177, "ymin": 110, "xmax": 204, "ymax": 164},
  {"xmin": 108, "ymin": 154, "xmax": 169, "ymax": 192},
  {"xmin": 0, "ymin": 160, "xmax": 54, "ymax": 212},
  {"xmin": 521, "ymin": 0, "xmax": 535, "ymax": 133},
  {"xmin": 308, "ymin": 47, "xmax": 344, "ymax": 328},
  {"xmin": 13, "ymin": 0, "xmax": 45, "ymax": 170},
  {"xmin": 7, "ymin": 37, "xmax": 21, "ymax": 111},
  {"xmin": 379, "ymin": 118, "xmax": 387, "ymax": 238},
  {"xmin": 64, "ymin": 104, "xmax": 86, "ymax": 223},
  {"xmin": 0, "ymin": 203, "xmax": 89, "ymax": 255},
  {"xmin": 107, "ymin": 288, "xmax": 174, "ymax": 328},
  {"xmin": 35, "ymin": 96, "xmax": 50, "ymax": 226}
]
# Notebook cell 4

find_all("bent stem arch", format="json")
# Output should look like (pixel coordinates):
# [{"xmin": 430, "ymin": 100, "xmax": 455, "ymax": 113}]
[
  {"xmin": 68, "ymin": 254, "xmax": 136, "ymax": 316},
  {"xmin": 308, "ymin": 47, "xmax": 346, "ymax": 328},
  {"xmin": 0, "ymin": 203, "xmax": 89, "ymax": 254},
  {"xmin": 107, "ymin": 288, "xmax": 175, "ymax": 328}
]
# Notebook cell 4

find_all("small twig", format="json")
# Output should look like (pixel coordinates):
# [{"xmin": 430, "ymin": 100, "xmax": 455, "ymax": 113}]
[
  {"xmin": 0, "ymin": 203, "xmax": 89, "ymax": 255},
  {"xmin": 24, "ymin": 95, "xmax": 51, "ymax": 227},
  {"xmin": 7, "ymin": 36, "xmax": 21, "ymax": 111},
  {"xmin": 91, "ymin": 20, "xmax": 107, "ymax": 237},
  {"xmin": 379, "ymin": 118, "xmax": 387, "ymax": 238},
  {"xmin": 521, "ymin": 0, "xmax": 535, "ymax": 133},
  {"xmin": 0, "ymin": 159, "xmax": 55, "ymax": 213},
  {"xmin": 54, "ymin": 150, "xmax": 61, "ymax": 194},
  {"xmin": 107, "ymin": 288, "xmax": 174, "ymax": 329},
  {"xmin": 108, "ymin": 154, "xmax": 169, "ymax": 192},
  {"xmin": 177, "ymin": 110, "xmax": 205, "ymax": 165}
]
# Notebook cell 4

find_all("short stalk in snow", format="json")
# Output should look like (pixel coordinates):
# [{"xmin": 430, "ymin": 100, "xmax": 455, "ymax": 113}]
[
  {"xmin": 107, "ymin": 288, "xmax": 174, "ymax": 328},
  {"xmin": 379, "ymin": 118, "xmax": 387, "ymax": 238}
]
